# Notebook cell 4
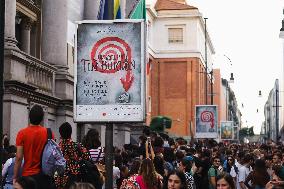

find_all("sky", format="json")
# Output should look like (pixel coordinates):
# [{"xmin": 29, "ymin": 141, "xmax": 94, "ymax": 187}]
[{"xmin": 187, "ymin": 0, "xmax": 284, "ymax": 134}]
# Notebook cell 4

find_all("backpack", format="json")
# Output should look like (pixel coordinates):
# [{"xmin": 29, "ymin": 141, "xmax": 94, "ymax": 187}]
[
  {"xmin": 77, "ymin": 144, "xmax": 103, "ymax": 189},
  {"xmin": 41, "ymin": 128, "xmax": 66, "ymax": 176}
]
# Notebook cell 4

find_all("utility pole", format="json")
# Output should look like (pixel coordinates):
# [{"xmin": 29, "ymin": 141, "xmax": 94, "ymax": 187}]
[
  {"xmin": 0, "ymin": 0, "xmax": 5, "ymax": 182},
  {"xmin": 105, "ymin": 1, "xmax": 114, "ymax": 189},
  {"xmin": 204, "ymin": 18, "xmax": 208, "ymax": 104},
  {"xmin": 210, "ymin": 70, "xmax": 213, "ymax": 105}
]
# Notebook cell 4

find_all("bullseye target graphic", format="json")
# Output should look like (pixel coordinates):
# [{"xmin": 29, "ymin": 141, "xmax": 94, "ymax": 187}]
[
  {"xmin": 201, "ymin": 110, "xmax": 215, "ymax": 128},
  {"xmin": 90, "ymin": 37, "xmax": 132, "ymax": 74},
  {"xmin": 201, "ymin": 111, "xmax": 213, "ymax": 122}
]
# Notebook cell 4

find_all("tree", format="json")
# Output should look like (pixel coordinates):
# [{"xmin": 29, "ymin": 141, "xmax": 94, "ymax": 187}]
[{"xmin": 239, "ymin": 126, "xmax": 254, "ymax": 142}]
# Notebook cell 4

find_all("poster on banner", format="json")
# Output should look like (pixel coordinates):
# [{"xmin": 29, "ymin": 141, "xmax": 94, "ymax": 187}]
[
  {"xmin": 220, "ymin": 121, "xmax": 234, "ymax": 140},
  {"xmin": 74, "ymin": 20, "xmax": 145, "ymax": 122},
  {"xmin": 195, "ymin": 105, "xmax": 218, "ymax": 138}
]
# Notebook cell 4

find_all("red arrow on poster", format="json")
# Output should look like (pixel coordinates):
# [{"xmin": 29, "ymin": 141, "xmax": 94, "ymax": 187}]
[
  {"xmin": 120, "ymin": 71, "xmax": 134, "ymax": 92},
  {"xmin": 90, "ymin": 37, "xmax": 134, "ymax": 92}
]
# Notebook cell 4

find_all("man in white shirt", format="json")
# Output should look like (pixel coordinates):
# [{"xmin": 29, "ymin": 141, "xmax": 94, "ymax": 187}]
[{"xmin": 238, "ymin": 154, "xmax": 253, "ymax": 189}]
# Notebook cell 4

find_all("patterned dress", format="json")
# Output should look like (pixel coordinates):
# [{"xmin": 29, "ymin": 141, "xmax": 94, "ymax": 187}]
[
  {"xmin": 120, "ymin": 174, "xmax": 140, "ymax": 189},
  {"xmin": 54, "ymin": 139, "xmax": 90, "ymax": 189}
]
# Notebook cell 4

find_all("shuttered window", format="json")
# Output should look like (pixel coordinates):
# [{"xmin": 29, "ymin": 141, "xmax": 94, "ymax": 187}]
[{"xmin": 168, "ymin": 28, "xmax": 183, "ymax": 43}]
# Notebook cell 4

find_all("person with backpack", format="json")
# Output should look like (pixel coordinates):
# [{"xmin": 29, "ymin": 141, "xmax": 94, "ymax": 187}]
[
  {"xmin": 13, "ymin": 105, "xmax": 56, "ymax": 189},
  {"xmin": 208, "ymin": 156, "xmax": 222, "ymax": 189},
  {"xmin": 55, "ymin": 122, "xmax": 102, "ymax": 189}
]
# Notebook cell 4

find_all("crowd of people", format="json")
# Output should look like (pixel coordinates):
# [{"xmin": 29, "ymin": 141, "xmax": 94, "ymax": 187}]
[{"xmin": 2, "ymin": 105, "xmax": 284, "ymax": 189}]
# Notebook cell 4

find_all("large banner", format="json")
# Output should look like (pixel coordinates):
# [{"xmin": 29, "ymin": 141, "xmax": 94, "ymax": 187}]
[
  {"xmin": 220, "ymin": 121, "xmax": 234, "ymax": 140},
  {"xmin": 74, "ymin": 20, "xmax": 145, "ymax": 122},
  {"xmin": 195, "ymin": 105, "xmax": 218, "ymax": 138}
]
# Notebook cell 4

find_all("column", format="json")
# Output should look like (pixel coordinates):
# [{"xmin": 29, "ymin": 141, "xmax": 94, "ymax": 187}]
[
  {"xmin": 4, "ymin": 0, "xmax": 18, "ymax": 49},
  {"xmin": 42, "ymin": 0, "xmax": 73, "ymax": 100},
  {"xmin": 21, "ymin": 18, "xmax": 32, "ymax": 54},
  {"xmin": 41, "ymin": 0, "xmax": 68, "ymax": 70},
  {"xmin": 84, "ymin": 0, "xmax": 101, "ymax": 19}
]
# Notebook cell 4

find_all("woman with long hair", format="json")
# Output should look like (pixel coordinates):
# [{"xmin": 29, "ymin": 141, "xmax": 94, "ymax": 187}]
[
  {"xmin": 82, "ymin": 129, "xmax": 104, "ymax": 163},
  {"xmin": 163, "ymin": 170, "xmax": 187, "ymax": 189},
  {"xmin": 216, "ymin": 173, "xmax": 235, "ymax": 189},
  {"xmin": 136, "ymin": 158, "xmax": 162, "ymax": 189},
  {"xmin": 244, "ymin": 159, "xmax": 270, "ymax": 189},
  {"xmin": 55, "ymin": 123, "xmax": 102, "ymax": 189},
  {"xmin": 223, "ymin": 155, "xmax": 238, "ymax": 182},
  {"xmin": 120, "ymin": 158, "xmax": 141, "ymax": 189},
  {"xmin": 178, "ymin": 156, "xmax": 195, "ymax": 189}
]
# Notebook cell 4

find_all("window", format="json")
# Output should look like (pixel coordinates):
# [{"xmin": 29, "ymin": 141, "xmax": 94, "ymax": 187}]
[{"xmin": 168, "ymin": 28, "xmax": 183, "ymax": 43}]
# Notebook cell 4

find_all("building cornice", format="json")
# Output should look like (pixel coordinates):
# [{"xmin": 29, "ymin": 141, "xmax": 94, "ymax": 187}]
[{"xmin": 4, "ymin": 80, "xmax": 61, "ymax": 107}]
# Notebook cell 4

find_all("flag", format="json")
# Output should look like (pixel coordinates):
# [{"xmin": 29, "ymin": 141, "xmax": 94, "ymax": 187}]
[
  {"xmin": 98, "ymin": 0, "xmax": 122, "ymax": 20},
  {"xmin": 114, "ymin": 0, "xmax": 121, "ymax": 19},
  {"xmin": 130, "ymin": 0, "xmax": 146, "ymax": 19},
  {"xmin": 97, "ymin": 0, "xmax": 105, "ymax": 20}
]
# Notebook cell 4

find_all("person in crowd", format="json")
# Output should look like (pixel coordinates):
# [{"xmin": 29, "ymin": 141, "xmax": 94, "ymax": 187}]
[
  {"xmin": 178, "ymin": 156, "xmax": 195, "ymax": 189},
  {"xmin": 116, "ymin": 165, "xmax": 129, "ymax": 189},
  {"xmin": 153, "ymin": 156, "xmax": 166, "ymax": 179},
  {"xmin": 238, "ymin": 154, "xmax": 253, "ymax": 189},
  {"xmin": 163, "ymin": 170, "xmax": 188, "ymax": 189},
  {"xmin": 208, "ymin": 156, "xmax": 222, "ymax": 189},
  {"xmin": 136, "ymin": 158, "xmax": 162, "ymax": 189},
  {"xmin": 163, "ymin": 147, "xmax": 175, "ymax": 177},
  {"xmin": 2, "ymin": 134, "xmax": 10, "ymax": 163},
  {"xmin": 113, "ymin": 159, "xmax": 121, "ymax": 189},
  {"xmin": 265, "ymin": 165, "xmax": 284, "ymax": 189},
  {"xmin": 82, "ymin": 129, "xmax": 104, "ymax": 163},
  {"xmin": 272, "ymin": 152, "xmax": 282, "ymax": 166},
  {"xmin": 13, "ymin": 105, "xmax": 56, "ymax": 189},
  {"xmin": 13, "ymin": 176, "xmax": 37, "ymax": 189},
  {"xmin": 216, "ymin": 173, "xmax": 236, "ymax": 189},
  {"xmin": 54, "ymin": 122, "xmax": 97, "ymax": 189},
  {"xmin": 120, "ymin": 158, "xmax": 141, "ymax": 189},
  {"xmin": 2, "ymin": 145, "xmax": 23, "ymax": 189},
  {"xmin": 264, "ymin": 155, "xmax": 273, "ymax": 179},
  {"xmin": 69, "ymin": 182, "xmax": 95, "ymax": 189},
  {"xmin": 244, "ymin": 159, "xmax": 270, "ymax": 189},
  {"xmin": 223, "ymin": 155, "xmax": 238, "ymax": 183}
]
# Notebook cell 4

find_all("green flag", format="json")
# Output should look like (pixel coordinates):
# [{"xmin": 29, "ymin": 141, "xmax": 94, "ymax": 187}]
[{"xmin": 130, "ymin": 0, "xmax": 146, "ymax": 19}]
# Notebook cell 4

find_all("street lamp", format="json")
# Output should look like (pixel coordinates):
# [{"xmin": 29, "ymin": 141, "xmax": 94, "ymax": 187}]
[
  {"xmin": 204, "ymin": 17, "xmax": 208, "ymax": 105},
  {"xmin": 210, "ymin": 54, "xmax": 234, "ymax": 105}
]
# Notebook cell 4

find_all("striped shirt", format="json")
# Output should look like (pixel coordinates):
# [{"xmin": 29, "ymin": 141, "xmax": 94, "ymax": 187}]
[{"xmin": 89, "ymin": 147, "xmax": 104, "ymax": 162}]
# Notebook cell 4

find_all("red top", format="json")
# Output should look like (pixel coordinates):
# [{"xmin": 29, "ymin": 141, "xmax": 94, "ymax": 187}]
[{"xmin": 16, "ymin": 125, "xmax": 50, "ymax": 176}]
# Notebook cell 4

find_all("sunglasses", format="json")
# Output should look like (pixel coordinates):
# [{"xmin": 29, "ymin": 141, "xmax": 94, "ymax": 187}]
[{"xmin": 228, "ymin": 159, "xmax": 233, "ymax": 161}]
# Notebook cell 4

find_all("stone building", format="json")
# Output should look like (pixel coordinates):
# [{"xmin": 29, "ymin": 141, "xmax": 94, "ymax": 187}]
[{"xmin": 4, "ymin": 0, "xmax": 142, "ymax": 147}]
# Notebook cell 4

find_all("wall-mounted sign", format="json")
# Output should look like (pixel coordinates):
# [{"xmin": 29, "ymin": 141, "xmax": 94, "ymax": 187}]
[
  {"xmin": 220, "ymin": 121, "xmax": 234, "ymax": 140},
  {"xmin": 195, "ymin": 105, "xmax": 218, "ymax": 138},
  {"xmin": 74, "ymin": 20, "xmax": 145, "ymax": 122}
]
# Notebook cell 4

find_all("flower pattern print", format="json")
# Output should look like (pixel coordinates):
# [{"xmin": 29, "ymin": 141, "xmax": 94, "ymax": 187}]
[{"xmin": 54, "ymin": 139, "xmax": 90, "ymax": 189}]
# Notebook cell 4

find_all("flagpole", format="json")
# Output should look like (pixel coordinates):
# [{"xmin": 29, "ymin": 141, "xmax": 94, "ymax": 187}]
[{"xmin": 105, "ymin": 1, "xmax": 114, "ymax": 189}]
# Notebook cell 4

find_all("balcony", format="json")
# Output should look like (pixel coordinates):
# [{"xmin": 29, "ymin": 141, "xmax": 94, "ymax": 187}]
[{"xmin": 4, "ymin": 49, "xmax": 56, "ymax": 95}]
